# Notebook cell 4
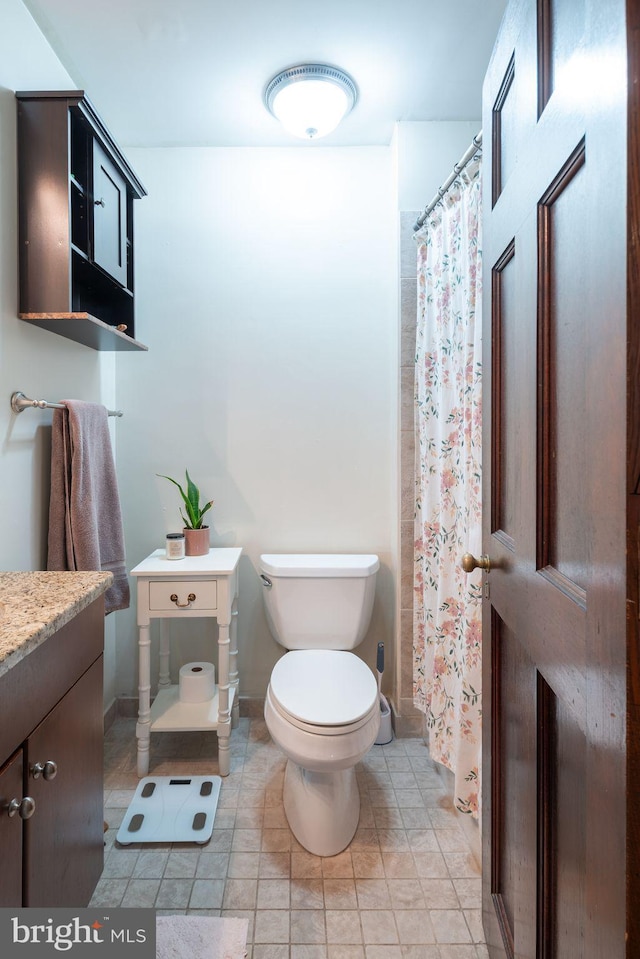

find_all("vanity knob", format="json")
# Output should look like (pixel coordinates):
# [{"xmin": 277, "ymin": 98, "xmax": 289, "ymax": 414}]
[
  {"xmin": 5, "ymin": 796, "xmax": 36, "ymax": 820},
  {"xmin": 30, "ymin": 760, "xmax": 58, "ymax": 781}
]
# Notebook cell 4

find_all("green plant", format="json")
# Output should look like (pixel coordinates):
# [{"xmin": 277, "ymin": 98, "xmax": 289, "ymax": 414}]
[{"xmin": 157, "ymin": 470, "xmax": 213, "ymax": 530}]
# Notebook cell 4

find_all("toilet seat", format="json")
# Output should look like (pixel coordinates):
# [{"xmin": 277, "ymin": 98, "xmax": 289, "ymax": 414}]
[
  {"xmin": 267, "ymin": 685, "xmax": 379, "ymax": 737},
  {"xmin": 269, "ymin": 649, "xmax": 378, "ymax": 731}
]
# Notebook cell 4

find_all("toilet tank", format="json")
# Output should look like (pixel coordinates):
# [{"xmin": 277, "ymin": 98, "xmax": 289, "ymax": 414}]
[{"xmin": 260, "ymin": 554, "xmax": 379, "ymax": 650}]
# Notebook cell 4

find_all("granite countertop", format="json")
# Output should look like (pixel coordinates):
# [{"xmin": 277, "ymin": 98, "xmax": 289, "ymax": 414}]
[{"xmin": 0, "ymin": 571, "xmax": 113, "ymax": 679}]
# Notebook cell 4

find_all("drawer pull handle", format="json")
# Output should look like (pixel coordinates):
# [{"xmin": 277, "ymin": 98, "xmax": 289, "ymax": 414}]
[
  {"xmin": 30, "ymin": 760, "xmax": 58, "ymax": 781},
  {"xmin": 170, "ymin": 592, "xmax": 196, "ymax": 608},
  {"xmin": 5, "ymin": 796, "xmax": 36, "ymax": 820}
]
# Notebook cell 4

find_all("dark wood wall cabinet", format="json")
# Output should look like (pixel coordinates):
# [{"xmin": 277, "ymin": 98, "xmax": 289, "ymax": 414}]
[
  {"xmin": 0, "ymin": 598, "xmax": 105, "ymax": 907},
  {"xmin": 16, "ymin": 90, "xmax": 148, "ymax": 351}
]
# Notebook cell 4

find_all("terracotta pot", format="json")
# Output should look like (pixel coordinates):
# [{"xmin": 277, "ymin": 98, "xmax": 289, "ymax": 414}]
[{"xmin": 184, "ymin": 526, "xmax": 210, "ymax": 556}]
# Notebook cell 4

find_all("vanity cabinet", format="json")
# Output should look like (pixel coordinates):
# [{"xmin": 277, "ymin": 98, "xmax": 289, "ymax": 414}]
[
  {"xmin": 16, "ymin": 90, "xmax": 148, "ymax": 352},
  {"xmin": 0, "ymin": 597, "xmax": 105, "ymax": 907}
]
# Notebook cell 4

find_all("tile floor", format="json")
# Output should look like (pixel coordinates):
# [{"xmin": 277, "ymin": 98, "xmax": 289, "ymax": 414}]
[{"xmin": 92, "ymin": 715, "xmax": 487, "ymax": 959}]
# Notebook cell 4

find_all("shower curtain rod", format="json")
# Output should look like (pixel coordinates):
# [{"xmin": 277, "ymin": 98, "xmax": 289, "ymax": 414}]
[
  {"xmin": 10, "ymin": 391, "xmax": 123, "ymax": 417},
  {"xmin": 413, "ymin": 131, "xmax": 483, "ymax": 231}
]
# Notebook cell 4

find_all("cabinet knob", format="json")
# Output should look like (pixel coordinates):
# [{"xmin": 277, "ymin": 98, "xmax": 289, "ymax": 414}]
[
  {"xmin": 5, "ymin": 796, "xmax": 36, "ymax": 820},
  {"xmin": 94, "ymin": 197, "xmax": 105, "ymax": 207},
  {"xmin": 170, "ymin": 593, "xmax": 196, "ymax": 608},
  {"xmin": 30, "ymin": 760, "xmax": 58, "ymax": 781}
]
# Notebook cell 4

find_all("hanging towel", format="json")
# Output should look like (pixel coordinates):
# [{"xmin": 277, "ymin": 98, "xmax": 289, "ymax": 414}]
[{"xmin": 47, "ymin": 400, "xmax": 130, "ymax": 614}]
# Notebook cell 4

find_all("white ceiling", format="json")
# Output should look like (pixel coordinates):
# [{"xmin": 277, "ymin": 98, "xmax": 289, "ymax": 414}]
[{"xmin": 22, "ymin": 0, "xmax": 506, "ymax": 148}]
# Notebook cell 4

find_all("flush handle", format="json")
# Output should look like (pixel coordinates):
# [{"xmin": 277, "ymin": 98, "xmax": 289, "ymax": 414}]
[
  {"xmin": 260, "ymin": 574, "xmax": 272, "ymax": 588},
  {"xmin": 170, "ymin": 592, "xmax": 196, "ymax": 608},
  {"xmin": 5, "ymin": 796, "xmax": 36, "ymax": 820},
  {"xmin": 30, "ymin": 760, "xmax": 58, "ymax": 781}
]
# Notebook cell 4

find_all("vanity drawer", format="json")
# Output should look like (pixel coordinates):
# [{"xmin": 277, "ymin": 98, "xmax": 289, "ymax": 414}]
[{"xmin": 149, "ymin": 580, "xmax": 217, "ymax": 611}]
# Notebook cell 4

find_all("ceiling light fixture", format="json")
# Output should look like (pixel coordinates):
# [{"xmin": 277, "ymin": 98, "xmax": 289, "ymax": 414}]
[{"xmin": 264, "ymin": 63, "xmax": 357, "ymax": 140}]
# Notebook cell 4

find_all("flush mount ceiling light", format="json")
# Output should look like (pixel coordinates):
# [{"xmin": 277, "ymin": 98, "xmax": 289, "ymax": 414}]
[{"xmin": 264, "ymin": 63, "xmax": 357, "ymax": 140}]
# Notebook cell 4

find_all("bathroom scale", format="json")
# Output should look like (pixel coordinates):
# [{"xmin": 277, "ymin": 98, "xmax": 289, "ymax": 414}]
[{"xmin": 116, "ymin": 775, "xmax": 221, "ymax": 845}]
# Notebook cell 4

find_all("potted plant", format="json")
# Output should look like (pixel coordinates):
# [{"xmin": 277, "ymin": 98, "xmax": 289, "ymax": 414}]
[{"xmin": 158, "ymin": 469, "xmax": 213, "ymax": 556}]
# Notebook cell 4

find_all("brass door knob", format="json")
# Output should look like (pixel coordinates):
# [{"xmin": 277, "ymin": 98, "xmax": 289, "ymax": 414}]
[{"xmin": 461, "ymin": 552, "xmax": 491, "ymax": 573}]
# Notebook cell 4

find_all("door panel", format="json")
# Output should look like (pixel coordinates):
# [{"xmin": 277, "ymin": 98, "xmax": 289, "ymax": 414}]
[
  {"xmin": 491, "ymin": 612, "xmax": 538, "ymax": 959},
  {"xmin": 24, "ymin": 657, "xmax": 104, "ymax": 907},
  {"xmin": 493, "ymin": 55, "xmax": 517, "ymax": 205},
  {"xmin": 482, "ymin": 0, "xmax": 629, "ymax": 956},
  {"xmin": 538, "ymin": 672, "xmax": 587, "ymax": 959},
  {"xmin": 0, "ymin": 750, "xmax": 23, "ymax": 906},
  {"xmin": 491, "ymin": 239, "xmax": 518, "ymax": 548},
  {"xmin": 537, "ymin": 141, "xmax": 588, "ymax": 597},
  {"xmin": 537, "ymin": 0, "xmax": 586, "ymax": 114},
  {"xmin": 93, "ymin": 140, "xmax": 127, "ymax": 286}
]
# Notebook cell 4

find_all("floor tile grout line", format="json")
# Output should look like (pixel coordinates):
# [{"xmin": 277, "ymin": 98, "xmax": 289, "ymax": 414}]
[{"xmin": 94, "ymin": 716, "xmax": 484, "ymax": 949}]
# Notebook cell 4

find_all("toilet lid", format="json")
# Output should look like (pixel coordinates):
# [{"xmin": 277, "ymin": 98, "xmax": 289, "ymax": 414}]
[{"xmin": 270, "ymin": 649, "xmax": 378, "ymax": 726}]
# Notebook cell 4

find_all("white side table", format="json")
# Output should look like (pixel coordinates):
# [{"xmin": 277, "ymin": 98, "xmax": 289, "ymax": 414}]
[{"xmin": 130, "ymin": 547, "xmax": 242, "ymax": 777}]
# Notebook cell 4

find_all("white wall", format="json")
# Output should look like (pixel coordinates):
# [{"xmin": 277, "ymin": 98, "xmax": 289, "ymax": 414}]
[
  {"xmin": 114, "ymin": 146, "xmax": 397, "ymax": 701},
  {"xmin": 0, "ymin": 3, "xmax": 480, "ymax": 718},
  {"xmin": 394, "ymin": 120, "xmax": 481, "ymax": 212},
  {"xmin": 0, "ymin": 0, "xmax": 118, "ymax": 706}
]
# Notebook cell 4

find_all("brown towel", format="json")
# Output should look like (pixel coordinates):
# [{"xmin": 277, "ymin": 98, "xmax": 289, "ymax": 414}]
[{"xmin": 47, "ymin": 400, "xmax": 130, "ymax": 614}]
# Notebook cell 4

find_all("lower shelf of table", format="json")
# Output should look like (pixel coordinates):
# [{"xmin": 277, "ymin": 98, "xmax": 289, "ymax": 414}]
[{"xmin": 149, "ymin": 684, "xmax": 236, "ymax": 732}]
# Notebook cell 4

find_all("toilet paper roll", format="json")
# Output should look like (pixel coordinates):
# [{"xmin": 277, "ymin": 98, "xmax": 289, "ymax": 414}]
[{"xmin": 179, "ymin": 661, "xmax": 215, "ymax": 703}]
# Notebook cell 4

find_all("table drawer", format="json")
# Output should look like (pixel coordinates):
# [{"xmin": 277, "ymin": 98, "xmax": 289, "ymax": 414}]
[{"xmin": 149, "ymin": 580, "xmax": 217, "ymax": 611}]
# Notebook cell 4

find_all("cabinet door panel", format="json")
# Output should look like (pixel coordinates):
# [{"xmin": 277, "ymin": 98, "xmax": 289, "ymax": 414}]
[
  {"xmin": 93, "ymin": 140, "xmax": 127, "ymax": 287},
  {"xmin": 24, "ymin": 656, "xmax": 104, "ymax": 907},
  {"xmin": 0, "ymin": 750, "xmax": 24, "ymax": 906}
]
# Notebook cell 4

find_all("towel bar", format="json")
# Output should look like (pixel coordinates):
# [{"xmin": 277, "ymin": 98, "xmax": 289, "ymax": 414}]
[{"xmin": 10, "ymin": 391, "xmax": 123, "ymax": 418}]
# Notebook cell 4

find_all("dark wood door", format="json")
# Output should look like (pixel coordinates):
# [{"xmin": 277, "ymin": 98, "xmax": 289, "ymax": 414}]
[
  {"xmin": 93, "ymin": 139, "xmax": 128, "ymax": 287},
  {"xmin": 0, "ymin": 750, "xmax": 24, "ymax": 906},
  {"xmin": 24, "ymin": 657, "xmax": 104, "ymax": 907},
  {"xmin": 481, "ymin": 0, "xmax": 634, "ymax": 956}
]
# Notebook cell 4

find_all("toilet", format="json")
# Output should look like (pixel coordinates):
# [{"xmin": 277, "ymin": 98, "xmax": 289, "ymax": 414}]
[{"xmin": 260, "ymin": 553, "xmax": 381, "ymax": 857}]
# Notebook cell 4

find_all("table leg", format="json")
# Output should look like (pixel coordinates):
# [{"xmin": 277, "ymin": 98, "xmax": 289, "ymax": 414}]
[
  {"xmin": 230, "ymin": 602, "xmax": 240, "ymax": 728},
  {"xmin": 158, "ymin": 620, "xmax": 171, "ymax": 688},
  {"xmin": 136, "ymin": 623, "xmax": 151, "ymax": 777},
  {"xmin": 217, "ymin": 620, "xmax": 231, "ymax": 777}
]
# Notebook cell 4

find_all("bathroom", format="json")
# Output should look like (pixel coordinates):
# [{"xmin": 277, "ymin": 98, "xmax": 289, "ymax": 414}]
[{"xmin": 0, "ymin": 0, "xmax": 501, "ymax": 955}]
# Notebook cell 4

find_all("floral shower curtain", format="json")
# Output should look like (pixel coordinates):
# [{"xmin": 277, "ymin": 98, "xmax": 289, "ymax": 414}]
[{"xmin": 413, "ymin": 159, "xmax": 483, "ymax": 818}]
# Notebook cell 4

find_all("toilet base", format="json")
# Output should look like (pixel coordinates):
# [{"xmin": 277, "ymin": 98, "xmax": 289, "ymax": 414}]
[{"xmin": 283, "ymin": 759, "xmax": 360, "ymax": 857}]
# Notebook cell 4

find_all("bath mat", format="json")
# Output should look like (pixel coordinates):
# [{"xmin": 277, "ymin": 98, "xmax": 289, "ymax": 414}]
[
  {"xmin": 156, "ymin": 916, "xmax": 248, "ymax": 959},
  {"xmin": 116, "ymin": 775, "xmax": 221, "ymax": 845}
]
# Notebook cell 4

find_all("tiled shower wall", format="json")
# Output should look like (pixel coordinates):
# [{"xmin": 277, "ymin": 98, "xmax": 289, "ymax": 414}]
[{"xmin": 396, "ymin": 211, "xmax": 424, "ymax": 737}]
